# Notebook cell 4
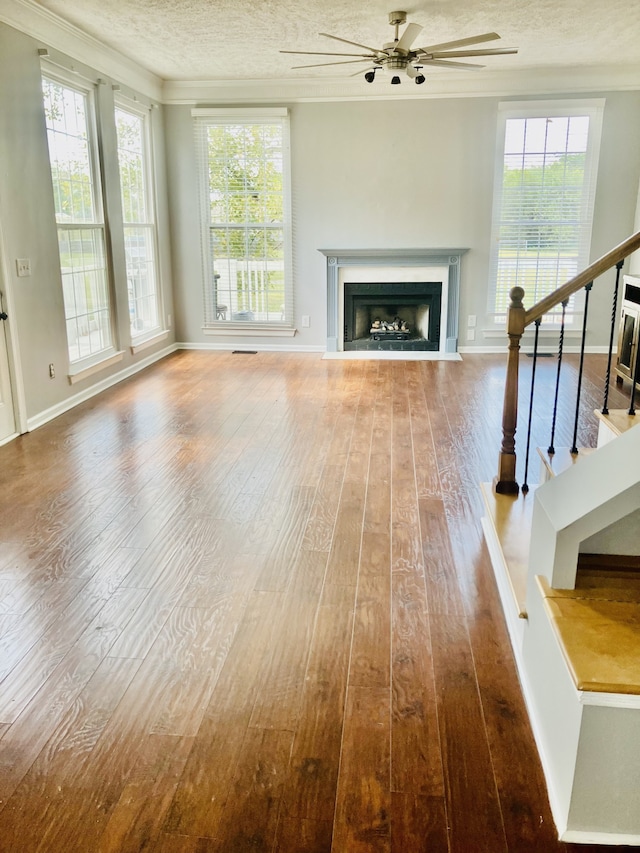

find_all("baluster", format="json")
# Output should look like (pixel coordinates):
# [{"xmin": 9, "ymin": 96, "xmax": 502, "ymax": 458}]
[
  {"xmin": 570, "ymin": 282, "xmax": 593, "ymax": 454},
  {"xmin": 602, "ymin": 260, "xmax": 624, "ymax": 415},
  {"xmin": 522, "ymin": 318, "xmax": 541, "ymax": 494},
  {"xmin": 628, "ymin": 333, "xmax": 640, "ymax": 416},
  {"xmin": 548, "ymin": 299, "xmax": 568, "ymax": 456}
]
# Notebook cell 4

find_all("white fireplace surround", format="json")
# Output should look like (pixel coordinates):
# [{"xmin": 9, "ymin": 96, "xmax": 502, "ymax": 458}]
[{"xmin": 320, "ymin": 248, "xmax": 468, "ymax": 356}]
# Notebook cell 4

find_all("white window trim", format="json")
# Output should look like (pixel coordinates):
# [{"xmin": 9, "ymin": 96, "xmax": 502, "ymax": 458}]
[
  {"xmin": 487, "ymin": 98, "xmax": 605, "ymax": 328},
  {"xmin": 192, "ymin": 107, "xmax": 294, "ymax": 331},
  {"xmin": 42, "ymin": 63, "xmax": 119, "ymax": 369},
  {"xmin": 115, "ymin": 95, "xmax": 164, "ymax": 342}
]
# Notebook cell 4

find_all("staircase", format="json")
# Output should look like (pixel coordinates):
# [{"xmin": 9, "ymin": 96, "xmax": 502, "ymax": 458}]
[{"xmin": 483, "ymin": 233, "xmax": 640, "ymax": 845}]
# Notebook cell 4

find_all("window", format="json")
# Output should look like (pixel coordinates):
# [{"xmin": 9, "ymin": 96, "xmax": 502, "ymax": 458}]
[
  {"xmin": 193, "ymin": 109, "xmax": 293, "ymax": 329},
  {"xmin": 42, "ymin": 74, "xmax": 113, "ymax": 364},
  {"xmin": 115, "ymin": 102, "xmax": 161, "ymax": 339},
  {"xmin": 489, "ymin": 100, "xmax": 604, "ymax": 323}
]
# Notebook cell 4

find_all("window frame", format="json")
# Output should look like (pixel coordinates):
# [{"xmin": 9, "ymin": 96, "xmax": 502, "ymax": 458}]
[
  {"xmin": 192, "ymin": 107, "xmax": 294, "ymax": 333},
  {"xmin": 41, "ymin": 65, "xmax": 119, "ymax": 370},
  {"xmin": 114, "ymin": 96, "xmax": 163, "ymax": 344},
  {"xmin": 487, "ymin": 98, "xmax": 605, "ymax": 327}
]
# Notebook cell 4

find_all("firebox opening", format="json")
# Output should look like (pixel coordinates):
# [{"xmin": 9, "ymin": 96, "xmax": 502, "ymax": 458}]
[{"xmin": 343, "ymin": 282, "xmax": 442, "ymax": 351}]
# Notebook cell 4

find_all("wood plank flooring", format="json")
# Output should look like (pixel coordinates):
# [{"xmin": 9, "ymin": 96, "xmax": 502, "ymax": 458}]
[{"xmin": 0, "ymin": 350, "xmax": 633, "ymax": 852}]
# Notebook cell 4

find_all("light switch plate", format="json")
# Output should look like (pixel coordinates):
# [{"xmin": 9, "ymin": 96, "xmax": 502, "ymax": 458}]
[{"xmin": 16, "ymin": 258, "xmax": 31, "ymax": 277}]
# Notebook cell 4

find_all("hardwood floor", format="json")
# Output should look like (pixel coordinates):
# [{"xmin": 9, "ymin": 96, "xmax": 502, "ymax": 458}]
[{"xmin": 0, "ymin": 350, "xmax": 633, "ymax": 852}]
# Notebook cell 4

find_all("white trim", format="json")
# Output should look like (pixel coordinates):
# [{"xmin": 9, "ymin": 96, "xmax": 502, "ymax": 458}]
[
  {"xmin": 130, "ymin": 330, "xmax": 170, "ymax": 354},
  {"xmin": 29, "ymin": 344, "xmax": 177, "ymax": 431},
  {"xmin": 579, "ymin": 690, "xmax": 640, "ymax": 709},
  {"xmin": 322, "ymin": 350, "xmax": 462, "ymax": 361},
  {"xmin": 0, "ymin": 0, "xmax": 162, "ymax": 101},
  {"xmin": 561, "ymin": 830, "xmax": 640, "ymax": 845},
  {"xmin": 161, "ymin": 65, "xmax": 640, "ymax": 106},
  {"xmin": 67, "ymin": 350, "xmax": 125, "ymax": 385}
]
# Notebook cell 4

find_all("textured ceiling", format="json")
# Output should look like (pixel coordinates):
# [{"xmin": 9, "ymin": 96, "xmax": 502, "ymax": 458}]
[{"xmin": 31, "ymin": 0, "xmax": 640, "ymax": 83}]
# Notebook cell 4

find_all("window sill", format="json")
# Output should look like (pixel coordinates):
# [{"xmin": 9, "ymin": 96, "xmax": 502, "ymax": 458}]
[
  {"xmin": 67, "ymin": 350, "xmax": 125, "ymax": 385},
  {"xmin": 130, "ymin": 330, "xmax": 170, "ymax": 354},
  {"xmin": 203, "ymin": 325, "xmax": 297, "ymax": 337}
]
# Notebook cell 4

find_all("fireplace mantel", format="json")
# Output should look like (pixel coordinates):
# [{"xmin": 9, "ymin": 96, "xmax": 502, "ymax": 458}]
[{"xmin": 319, "ymin": 248, "xmax": 468, "ymax": 354}]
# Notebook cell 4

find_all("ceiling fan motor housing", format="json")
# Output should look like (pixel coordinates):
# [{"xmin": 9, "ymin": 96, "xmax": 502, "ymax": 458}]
[{"xmin": 388, "ymin": 11, "xmax": 407, "ymax": 26}]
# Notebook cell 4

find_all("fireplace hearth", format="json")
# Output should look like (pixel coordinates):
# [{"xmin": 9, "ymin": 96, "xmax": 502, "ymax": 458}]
[{"xmin": 343, "ymin": 282, "xmax": 441, "ymax": 351}]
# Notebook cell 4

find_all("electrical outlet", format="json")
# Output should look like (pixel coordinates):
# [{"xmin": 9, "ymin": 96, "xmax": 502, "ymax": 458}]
[
  {"xmin": 467, "ymin": 329, "xmax": 476, "ymax": 342},
  {"xmin": 468, "ymin": 314, "xmax": 477, "ymax": 328},
  {"xmin": 48, "ymin": 363, "xmax": 55, "ymax": 378},
  {"xmin": 16, "ymin": 258, "xmax": 31, "ymax": 277},
  {"xmin": 301, "ymin": 315, "xmax": 310, "ymax": 328}
]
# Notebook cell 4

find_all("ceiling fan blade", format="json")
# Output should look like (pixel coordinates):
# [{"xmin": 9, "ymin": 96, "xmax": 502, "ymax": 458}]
[
  {"xmin": 429, "ymin": 47, "xmax": 518, "ymax": 58},
  {"xmin": 395, "ymin": 22, "xmax": 423, "ymax": 52},
  {"xmin": 416, "ymin": 31, "xmax": 501, "ymax": 54},
  {"xmin": 291, "ymin": 59, "xmax": 372, "ymax": 69},
  {"xmin": 319, "ymin": 32, "xmax": 385, "ymax": 56},
  {"xmin": 280, "ymin": 49, "xmax": 374, "ymax": 58},
  {"xmin": 422, "ymin": 58, "xmax": 486, "ymax": 70}
]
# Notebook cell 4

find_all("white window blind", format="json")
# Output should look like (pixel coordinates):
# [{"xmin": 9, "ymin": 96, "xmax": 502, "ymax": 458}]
[
  {"xmin": 193, "ymin": 109, "xmax": 293, "ymax": 329},
  {"xmin": 115, "ymin": 101, "xmax": 161, "ymax": 340},
  {"xmin": 488, "ymin": 100, "xmax": 604, "ymax": 322},
  {"xmin": 42, "ymin": 73, "xmax": 114, "ymax": 364}
]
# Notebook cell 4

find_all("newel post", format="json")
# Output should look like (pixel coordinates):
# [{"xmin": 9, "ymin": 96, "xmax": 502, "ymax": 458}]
[{"xmin": 494, "ymin": 286, "xmax": 526, "ymax": 495}]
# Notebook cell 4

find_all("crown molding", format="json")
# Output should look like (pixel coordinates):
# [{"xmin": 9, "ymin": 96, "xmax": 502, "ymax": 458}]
[
  {"xmin": 162, "ymin": 63, "xmax": 640, "ymax": 105},
  {"xmin": 0, "ymin": 0, "xmax": 162, "ymax": 100}
]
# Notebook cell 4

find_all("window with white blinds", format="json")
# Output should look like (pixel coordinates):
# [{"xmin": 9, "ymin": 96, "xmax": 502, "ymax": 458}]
[
  {"xmin": 488, "ymin": 100, "xmax": 604, "ymax": 323},
  {"xmin": 115, "ymin": 101, "xmax": 161, "ymax": 340},
  {"xmin": 42, "ymin": 73, "xmax": 113, "ymax": 364},
  {"xmin": 193, "ymin": 109, "xmax": 293, "ymax": 329}
]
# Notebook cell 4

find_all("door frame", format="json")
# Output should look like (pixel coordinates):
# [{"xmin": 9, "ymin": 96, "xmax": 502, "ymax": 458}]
[{"xmin": 0, "ymin": 208, "xmax": 27, "ymax": 440}]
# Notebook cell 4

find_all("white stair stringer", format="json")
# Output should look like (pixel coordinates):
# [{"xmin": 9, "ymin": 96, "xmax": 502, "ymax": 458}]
[{"xmin": 483, "ymin": 424, "xmax": 640, "ymax": 844}]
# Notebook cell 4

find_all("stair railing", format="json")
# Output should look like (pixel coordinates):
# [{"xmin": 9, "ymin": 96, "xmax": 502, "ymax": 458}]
[{"xmin": 495, "ymin": 230, "xmax": 640, "ymax": 495}]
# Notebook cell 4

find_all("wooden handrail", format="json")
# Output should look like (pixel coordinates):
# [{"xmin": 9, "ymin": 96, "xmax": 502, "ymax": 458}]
[
  {"xmin": 495, "ymin": 229, "xmax": 640, "ymax": 494},
  {"xmin": 525, "ymin": 231, "xmax": 640, "ymax": 326}
]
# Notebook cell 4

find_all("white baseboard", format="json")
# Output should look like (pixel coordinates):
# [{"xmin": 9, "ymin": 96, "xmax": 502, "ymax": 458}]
[
  {"xmin": 561, "ymin": 829, "xmax": 640, "ymax": 845},
  {"xmin": 27, "ymin": 344, "xmax": 178, "ymax": 432}
]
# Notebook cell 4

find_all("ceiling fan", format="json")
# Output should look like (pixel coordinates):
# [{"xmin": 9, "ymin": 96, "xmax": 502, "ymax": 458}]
[{"xmin": 281, "ymin": 10, "xmax": 518, "ymax": 84}]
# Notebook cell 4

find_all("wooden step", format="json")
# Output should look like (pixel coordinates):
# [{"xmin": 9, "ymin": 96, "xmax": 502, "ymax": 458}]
[
  {"xmin": 537, "ymin": 446, "xmax": 596, "ymax": 481},
  {"xmin": 481, "ymin": 483, "xmax": 536, "ymax": 619},
  {"xmin": 594, "ymin": 408, "xmax": 640, "ymax": 446},
  {"xmin": 537, "ymin": 574, "xmax": 640, "ymax": 695}
]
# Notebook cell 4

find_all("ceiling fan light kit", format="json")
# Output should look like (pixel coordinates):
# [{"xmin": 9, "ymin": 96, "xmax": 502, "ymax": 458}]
[{"xmin": 280, "ymin": 10, "xmax": 517, "ymax": 85}]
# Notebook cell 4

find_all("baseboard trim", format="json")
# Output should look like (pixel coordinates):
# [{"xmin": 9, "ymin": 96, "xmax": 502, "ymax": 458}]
[
  {"xmin": 27, "ymin": 344, "xmax": 179, "ymax": 432},
  {"xmin": 561, "ymin": 829, "xmax": 640, "ymax": 845}
]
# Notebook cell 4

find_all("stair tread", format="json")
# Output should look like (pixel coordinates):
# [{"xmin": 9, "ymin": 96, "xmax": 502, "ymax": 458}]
[
  {"xmin": 594, "ymin": 408, "xmax": 640, "ymax": 437},
  {"xmin": 538, "ymin": 575, "xmax": 640, "ymax": 695},
  {"xmin": 537, "ymin": 446, "xmax": 596, "ymax": 478},
  {"xmin": 481, "ymin": 483, "xmax": 535, "ymax": 617}
]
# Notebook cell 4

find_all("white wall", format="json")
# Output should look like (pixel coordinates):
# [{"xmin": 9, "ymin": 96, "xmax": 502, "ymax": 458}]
[
  {"xmin": 165, "ymin": 92, "xmax": 640, "ymax": 351},
  {"xmin": 0, "ymin": 21, "xmax": 175, "ymax": 424}
]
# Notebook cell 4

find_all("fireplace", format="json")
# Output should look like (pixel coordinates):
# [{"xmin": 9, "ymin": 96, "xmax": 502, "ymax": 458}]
[
  {"xmin": 320, "ymin": 248, "xmax": 468, "ymax": 357},
  {"xmin": 343, "ymin": 281, "xmax": 441, "ymax": 351}
]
